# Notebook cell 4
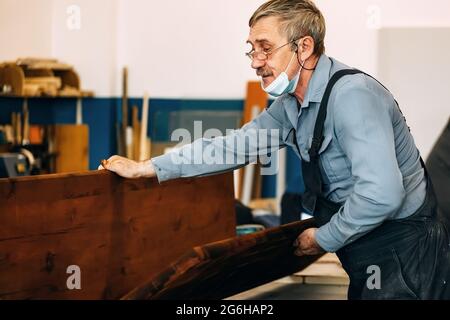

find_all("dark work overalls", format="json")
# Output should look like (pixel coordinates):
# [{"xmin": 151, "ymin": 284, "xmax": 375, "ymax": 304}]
[{"xmin": 293, "ymin": 69, "xmax": 450, "ymax": 300}]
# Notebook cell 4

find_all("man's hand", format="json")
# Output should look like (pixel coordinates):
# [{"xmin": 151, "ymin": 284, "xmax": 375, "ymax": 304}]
[
  {"xmin": 98, "ymin": 155, "xmax": 156, "ymax": 179},
  {"xmin": 293, "ymin": 228, "xmax": 325, "ymax": 256}
]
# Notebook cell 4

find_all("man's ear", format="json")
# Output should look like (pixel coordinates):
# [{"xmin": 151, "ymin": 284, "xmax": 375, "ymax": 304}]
[{"xmin": 298, "ymin": 36, "xmax": 315, "ymax": 63}]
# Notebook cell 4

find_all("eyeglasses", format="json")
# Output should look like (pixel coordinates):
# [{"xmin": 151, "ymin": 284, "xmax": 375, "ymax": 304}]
[{"xmin": 245, "ymin": 39, "xmax": 299, "ymax": 61}]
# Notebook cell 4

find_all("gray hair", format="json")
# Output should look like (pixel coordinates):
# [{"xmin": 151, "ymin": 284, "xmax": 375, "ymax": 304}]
[{"xmin": 249, "ymin": 0, "xmax": 326, "ymax": 56}]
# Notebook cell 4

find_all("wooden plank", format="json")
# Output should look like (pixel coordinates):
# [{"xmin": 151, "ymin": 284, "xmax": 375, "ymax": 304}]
[
  {"xmin": 16, "ymin": 58, "xmax": 73, "ymax": 71},
  {"xmin": 139, "ymin": 93, "xmax": 150, "ymax": 161},
  {"xmin": 132, "ymin": 106, "xmax": 140, "ymax": 161},
  {"xmin": 237, "ymin": 81, "xmax": 268, "ymax": 201},
  {"xmin": 241, "ymin": 81, "xmax": 268, "ymax": 126},
  {"xmin": 16, "ymin": 113, "xmax": 22, "ymax": 146},
  {"xmin": 11, "ymin": 112, "xmax": 17, "ymax": 144},
  {"xmin": 294, "ymin": 253, "xmax": 349, "ymax": 285},
  {"xmin": 24, "ymin": 77, "xmax": 61, "ymax": 86},
  {"xmin": 121, "ymin": 67, "xmax": 128, "ymax": 157},
  {"xmin": 53, "ymin": 125, "xmax": 89, "ymax": 173},
  {"xmin": 122, "ymin": 219, "xmax": 322, "ymax": 300},
  {"xmin": 227, "ymin": 277, "xmax": 348, "ymax": 300},
  {"xmin": 22, "ymin": 99, "xmax": 29, "ymax": 145},
  {"xmin": 0, "ymin": 171, "xmax": 235, "ymax": 299}
]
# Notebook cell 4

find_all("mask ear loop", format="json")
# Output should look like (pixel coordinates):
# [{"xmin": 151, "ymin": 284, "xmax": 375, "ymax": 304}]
[
  {"xmin": 285, "ymin": 50, "xmax": 298, "ymax": 72},
  {"xmin": 295, "ymin": 41, "xmax": 317, "ymax": 71}
]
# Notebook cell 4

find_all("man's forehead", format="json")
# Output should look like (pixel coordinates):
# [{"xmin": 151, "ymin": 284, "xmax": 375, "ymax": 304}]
[{"xmin": 247, "ymin": 16, "xmax": 283, "ymax": 45}]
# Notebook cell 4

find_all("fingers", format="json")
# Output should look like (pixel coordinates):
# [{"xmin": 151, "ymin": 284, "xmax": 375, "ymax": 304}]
[
  {"xmin": 97, "ymin": 155, "xmax": 141, "ymax": 179},
  {"xmin": 103, "ymin": 158, "xmax": 122, "ymax": 173},
  {"xmin": 97, "ymin": 159, "xmax": 108, "ymax": 171},
  {"xmin": 99, "ymin": 157, "xmax": 129, "ymax": 177},
  {"xmin": 295, "ymin": 244, "xmax": 316, "ymax": 256},
  {"xmin": 293, "ymin": 231, "xmax": 311, "ymax": 256},
  {"xmin": 100, "ymin": 159, "xmax": 109, "ymax": 169},
  {"xmin": 293, "ymin": 234, "xmax": 302, "ymax": 256},
  {"xmin": 293, "ymin": 231, "xmax": 305, "ymax": 247},
  {"xmin": 98, "ymin": 156, "xmax": 120, "ymax": 171}
]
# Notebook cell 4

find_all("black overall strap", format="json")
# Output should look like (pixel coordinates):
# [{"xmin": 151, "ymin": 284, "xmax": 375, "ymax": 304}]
[
  {"xmin": 310, "ymin": 69, "xmax": 364, "ymax": 160},
  {"xmin": 301, "ymin": 69, "xmax": 363, "ymax": 215},
  {"xmin": 299, "ymin": 68, "xmax": 429, "ymax": 221}
]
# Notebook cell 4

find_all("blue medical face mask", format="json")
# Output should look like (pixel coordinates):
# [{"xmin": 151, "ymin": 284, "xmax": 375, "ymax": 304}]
[{"xmin": 261, "ymin": 51, "xmax": 303, "ymax": 97}]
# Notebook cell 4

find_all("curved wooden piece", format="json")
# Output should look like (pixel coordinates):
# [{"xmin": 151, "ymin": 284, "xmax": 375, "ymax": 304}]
[
  {"xmin": 122, "ymin": 219, "xmax": 321, "ymax": 300},
  {"xmin": 54, "ymin": 69, "xmax": 80, "ymax": 89},
  {"xmin": 0, "ymin": 64, "xmax": 25, "ymax": 95}
]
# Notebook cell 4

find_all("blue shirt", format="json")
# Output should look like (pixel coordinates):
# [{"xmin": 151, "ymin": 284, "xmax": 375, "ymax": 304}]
[{"xmin": 151, "ymin": 54, "xmax": 427, "ymax": 252}]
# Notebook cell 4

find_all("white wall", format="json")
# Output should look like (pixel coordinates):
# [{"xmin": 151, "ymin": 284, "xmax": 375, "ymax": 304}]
[
  {"xmin": 378, "ymin": 27, "xmax": 450, "ymax": 158},
  {"xmin": 115, "ymin": 0, "xmax": 259, "ymax": 98},
  {"xmin": 1, "ymin": 0, "xmax": 450, "ymax": 100},
  {"xmin": 317, "ymin": 0, "xmax": 450, "ymax": 77},
  {"xmin": 51, "ymin": 0, "xmax": 118, "ymax": 96},
  {"xmin": 115, "ymin": 0, "xmax": 450, "ymax": 98},
  {"xmin": 0, "ymin": 0, "xmax": 53, "ymax": 61}
]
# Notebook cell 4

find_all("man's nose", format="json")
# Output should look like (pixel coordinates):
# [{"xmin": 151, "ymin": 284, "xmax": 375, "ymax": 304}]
[{"xmin": 251, "ymin": 58, "xmax": 265, "ymax": 70}]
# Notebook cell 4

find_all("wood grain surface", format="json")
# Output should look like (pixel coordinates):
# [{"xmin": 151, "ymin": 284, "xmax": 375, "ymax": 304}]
[{"xmin": 0, "ymin": 171, "xmax": 235, "ymax": 299}]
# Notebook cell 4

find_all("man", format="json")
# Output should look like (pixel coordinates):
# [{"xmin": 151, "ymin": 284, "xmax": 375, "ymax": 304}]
[{"xmin": 100, "ymin": 0, "xmax": 450, "ymax": 299}]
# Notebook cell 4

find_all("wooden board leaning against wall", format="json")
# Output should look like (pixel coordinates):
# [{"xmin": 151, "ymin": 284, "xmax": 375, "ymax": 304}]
[
  {"xmin": 237, "ymin": 81, "xmax": 269, "ymax": 205},
  {"xmin": 49, "ymin": 124, "xmax": 89, "ymax": 173}
]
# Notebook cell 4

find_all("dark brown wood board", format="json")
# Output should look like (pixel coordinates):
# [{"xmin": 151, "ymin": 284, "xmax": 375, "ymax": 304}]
[
  {"xmin": 0, "ymin": 171, "xmax": 235, "ymax": 299},
  {"xmin": 123, "ymin": 219, "xmax": 322, "ymax": 300}
]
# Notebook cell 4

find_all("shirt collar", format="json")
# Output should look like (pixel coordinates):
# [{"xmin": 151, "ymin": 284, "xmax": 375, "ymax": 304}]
[
  {"xmin": 299, "ymin": 53, "xmax": 333, "ymax": 109},
  {"xmin": 280, "ymin": 54, "xmax": 333, "ymax": 128}
]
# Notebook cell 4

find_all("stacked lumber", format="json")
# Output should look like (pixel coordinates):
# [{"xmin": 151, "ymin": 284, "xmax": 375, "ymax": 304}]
[
  {"xmin": 24, "ymin": 76, "xmax": 62, "ymax": 96},
  {"xmin": 0, "ymin": 58, "xmax": 93, "ymax": 97},
  {"xmin": 16, "ymin": 58, "xmax": 72, "ymax": 71}
]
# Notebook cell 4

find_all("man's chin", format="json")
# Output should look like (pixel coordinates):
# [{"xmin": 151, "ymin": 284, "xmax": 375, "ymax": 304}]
[{"xmin": 261, "ymin": 77, "xmax": 273, "ymax": 88}]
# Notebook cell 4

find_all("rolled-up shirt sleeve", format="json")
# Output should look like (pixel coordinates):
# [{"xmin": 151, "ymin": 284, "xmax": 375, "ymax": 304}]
[
  {"xmin": 315, "ymin": 78, "xmax": 406, "ymax": 252},
  {"xmin": 151, "ymin": 98, "xmax": 289, "ymax": 183}
]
